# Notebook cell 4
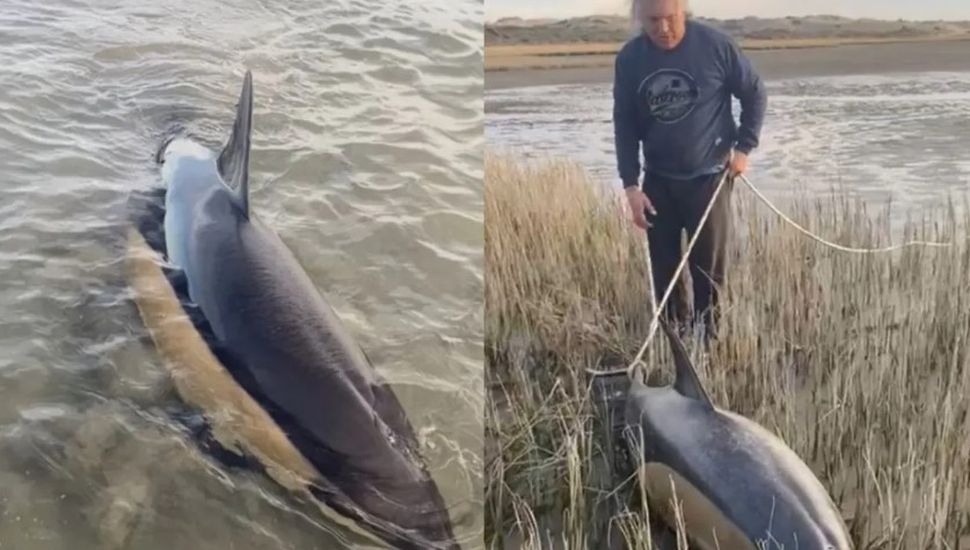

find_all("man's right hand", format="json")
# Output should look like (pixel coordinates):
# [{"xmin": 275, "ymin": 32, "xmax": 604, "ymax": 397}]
[{"xmin": 625, "ymin": 186, "xmax": 656, "ymax": 230}]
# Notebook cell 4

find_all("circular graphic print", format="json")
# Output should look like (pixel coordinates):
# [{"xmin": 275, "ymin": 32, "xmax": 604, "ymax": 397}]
[{"xmin": 638, "ymin": 69, "xmax": 700, "ymax": 124}]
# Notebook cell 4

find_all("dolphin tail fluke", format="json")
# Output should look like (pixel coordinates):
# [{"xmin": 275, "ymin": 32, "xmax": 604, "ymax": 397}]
[
  {"xmin": 659, "ymin": 320, "xmax": 714, "ymax": 408},
  {"xmin": 217, "ymin": 70, "xmax": 253, "ymax": 219}
]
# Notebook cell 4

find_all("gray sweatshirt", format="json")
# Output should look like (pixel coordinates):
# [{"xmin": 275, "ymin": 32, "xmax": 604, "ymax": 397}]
[{"xmin": 612, "ymin": 19, "xmax": 767, "ymax": 186}]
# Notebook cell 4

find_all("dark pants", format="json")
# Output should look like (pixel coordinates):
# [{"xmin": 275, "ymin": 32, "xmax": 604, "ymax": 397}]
[{"xmin": 642, "ymin": 169, "xmax": 734, "ymax": 341}]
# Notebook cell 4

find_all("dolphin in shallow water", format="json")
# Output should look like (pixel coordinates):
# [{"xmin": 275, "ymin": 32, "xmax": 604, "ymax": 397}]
[
  {"xmin": 126, "ymin": 71, "xmax": 459, "ymax": 549},
  {"xmin": 623, "ymin": 323, "xmax": 852, "ymax": 550}
]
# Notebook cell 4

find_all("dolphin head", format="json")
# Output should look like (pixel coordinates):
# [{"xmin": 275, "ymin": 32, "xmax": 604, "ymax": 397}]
[
  {"xmin": 158, "ymin": 136, "xmax": 220, "ymax": 275},
  {"xmin": 159, "ymin": 137, "xmax": 219, "ymax": 190}
]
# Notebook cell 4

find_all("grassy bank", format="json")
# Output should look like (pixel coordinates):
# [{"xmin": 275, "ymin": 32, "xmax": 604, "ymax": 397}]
[{"xmin": 484, "ymin": 153, "xmax": 970, "ymax": 548}]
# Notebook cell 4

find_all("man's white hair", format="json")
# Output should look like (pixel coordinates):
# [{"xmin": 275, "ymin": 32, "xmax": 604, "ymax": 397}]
[{"xmin": 629, "ymin": 0, "xmax": 692, "ymax": 34}]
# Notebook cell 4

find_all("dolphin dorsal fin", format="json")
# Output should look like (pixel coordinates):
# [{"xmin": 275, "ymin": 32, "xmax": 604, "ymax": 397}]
[
  {"xmin": 217, "ymin": 70, "xmax": 253, "ymax": 219},
  {"xmin": 659, "ymin": 321, "xmax": 714, "ymax": 409}
]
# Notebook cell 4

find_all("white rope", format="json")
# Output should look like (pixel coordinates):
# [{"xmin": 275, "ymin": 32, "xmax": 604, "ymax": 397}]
[
  {"xmin": 587, "ymin": 168, "xmax": 733, "ymax": 378},
  {"xmin": 737, "ymin": 174, "xmax": 954, "ymax": 253},
  {"xmin": 588, "ymin": 169, "xmax": 961, "ymax": 380}
]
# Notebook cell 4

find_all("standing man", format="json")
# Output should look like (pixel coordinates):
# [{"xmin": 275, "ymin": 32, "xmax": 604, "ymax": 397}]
[{"xmin": 613, "ymin": 0, "xmax": 767, "ymax": 340}]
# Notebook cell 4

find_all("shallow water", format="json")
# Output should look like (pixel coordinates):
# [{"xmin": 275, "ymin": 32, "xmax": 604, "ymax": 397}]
[
  {"xmin": 0, "ymin": 1, "xmax": 483, "ymax": 548},
  {"xmin": 486, "ymin": 71, "xmax": 970, "ymax": 223}
]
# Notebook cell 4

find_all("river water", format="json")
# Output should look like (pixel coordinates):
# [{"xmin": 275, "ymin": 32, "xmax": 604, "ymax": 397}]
[
  {"xmin": 0, "ymin": 1, "xmax": 483, "ymax": 548},
  {"xmin": 486, "ymin": 70, "xmax": 970, "ymax": 221}
]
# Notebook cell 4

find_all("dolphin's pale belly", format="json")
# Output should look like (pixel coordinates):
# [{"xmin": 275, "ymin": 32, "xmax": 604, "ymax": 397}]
[
  {"xmin": 626, "ymin": 383, "xmax": 850, "ymax": 549},
  {"xmin": 125, "ymin": 226, "xmax": 322, "ymax": 490},
  {"xmin": 639, "ymin": 462, "xmax": 755, "ymax": 550}
]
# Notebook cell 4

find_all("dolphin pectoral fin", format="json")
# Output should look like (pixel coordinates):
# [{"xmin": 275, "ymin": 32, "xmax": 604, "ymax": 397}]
[
  {"xmin": 659, "ymin": 320, "xmax": 714, "ymax": 409},
  {"xmin": 156, "ymin": 266, "xmax": 219, "ymax": 342},
  {"xmin": 161, "ymin": 266, "xmax": 189, "ymax": 296},
  {"xmin": 126, "ymin": 187, "xmax": 168, "ymax": 254},
  {"xmin": 179, "ymin": 302, "xmax": 214, "ymax": 335},
  {"xmin": 217, "ymin": 70, "xmax": 253, "ymax": 219}
]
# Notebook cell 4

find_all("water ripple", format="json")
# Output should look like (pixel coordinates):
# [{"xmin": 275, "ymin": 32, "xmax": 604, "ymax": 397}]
[
  {"xmin": 0, "ymin": 0, "xmax": 482, "ymax": 547},
  {"xmin": 486, "ymin": 71, "xmax": 970, "ymax": 222}
]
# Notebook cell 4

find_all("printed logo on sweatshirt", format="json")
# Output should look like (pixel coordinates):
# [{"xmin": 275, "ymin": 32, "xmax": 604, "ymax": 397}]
[{"xmin": 638, "ymin": 69, "xmax": 699, "ymax": 124}]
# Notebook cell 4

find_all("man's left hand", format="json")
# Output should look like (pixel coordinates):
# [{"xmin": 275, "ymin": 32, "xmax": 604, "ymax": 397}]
[{"xmin": 729, "ymin": 151, "xmax": 749, "ymax": 177}]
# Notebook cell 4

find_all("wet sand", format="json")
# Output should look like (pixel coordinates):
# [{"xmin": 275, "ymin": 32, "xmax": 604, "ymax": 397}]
[{"xmin": 486, "ymin": 39, "xmax": 970, "ymax": 91}]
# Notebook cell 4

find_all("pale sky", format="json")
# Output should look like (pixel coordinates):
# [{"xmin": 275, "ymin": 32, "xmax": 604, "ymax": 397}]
[{"xmin": 487, "ymin": 0, "xmax": 970, "ymax": 22}]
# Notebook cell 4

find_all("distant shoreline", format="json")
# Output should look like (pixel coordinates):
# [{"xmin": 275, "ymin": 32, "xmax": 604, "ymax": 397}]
[
  {"xmin": 485, "ymin": 35, "xmax": 970, "ymax": 71},
  {"xmin": 486, "ymin": 38, "xmax": 970, "ymax": 91}
]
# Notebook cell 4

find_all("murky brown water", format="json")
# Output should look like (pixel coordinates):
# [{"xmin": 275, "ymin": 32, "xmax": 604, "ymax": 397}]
[{"xmin": 0, "ymin": 1, "xmax": 483, "ymax": 548}]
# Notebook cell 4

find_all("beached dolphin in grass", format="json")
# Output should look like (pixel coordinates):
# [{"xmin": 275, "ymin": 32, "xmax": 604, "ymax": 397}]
[
  {"xmin": 622, "ymin": 323, "xmax": 852, "ymax": 550},
  {"xmin": 125, "ymin": 71, "xmax": 459, "ymax": 550}
]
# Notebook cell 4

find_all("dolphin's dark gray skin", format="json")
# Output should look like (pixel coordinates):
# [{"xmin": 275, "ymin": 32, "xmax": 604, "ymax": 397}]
[
  {"xmin": 622, "ymin": 322, "xmax": 852, "ymax": 550},
  {"xmin": 134, "ymin": 71, "xmax": 459, "ymax": 550}
]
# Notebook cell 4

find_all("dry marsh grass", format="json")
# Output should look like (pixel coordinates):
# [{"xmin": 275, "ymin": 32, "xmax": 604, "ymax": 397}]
[{"xmin": 485, "ymin": 152, "xmax": 970, "ymax": 549}]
